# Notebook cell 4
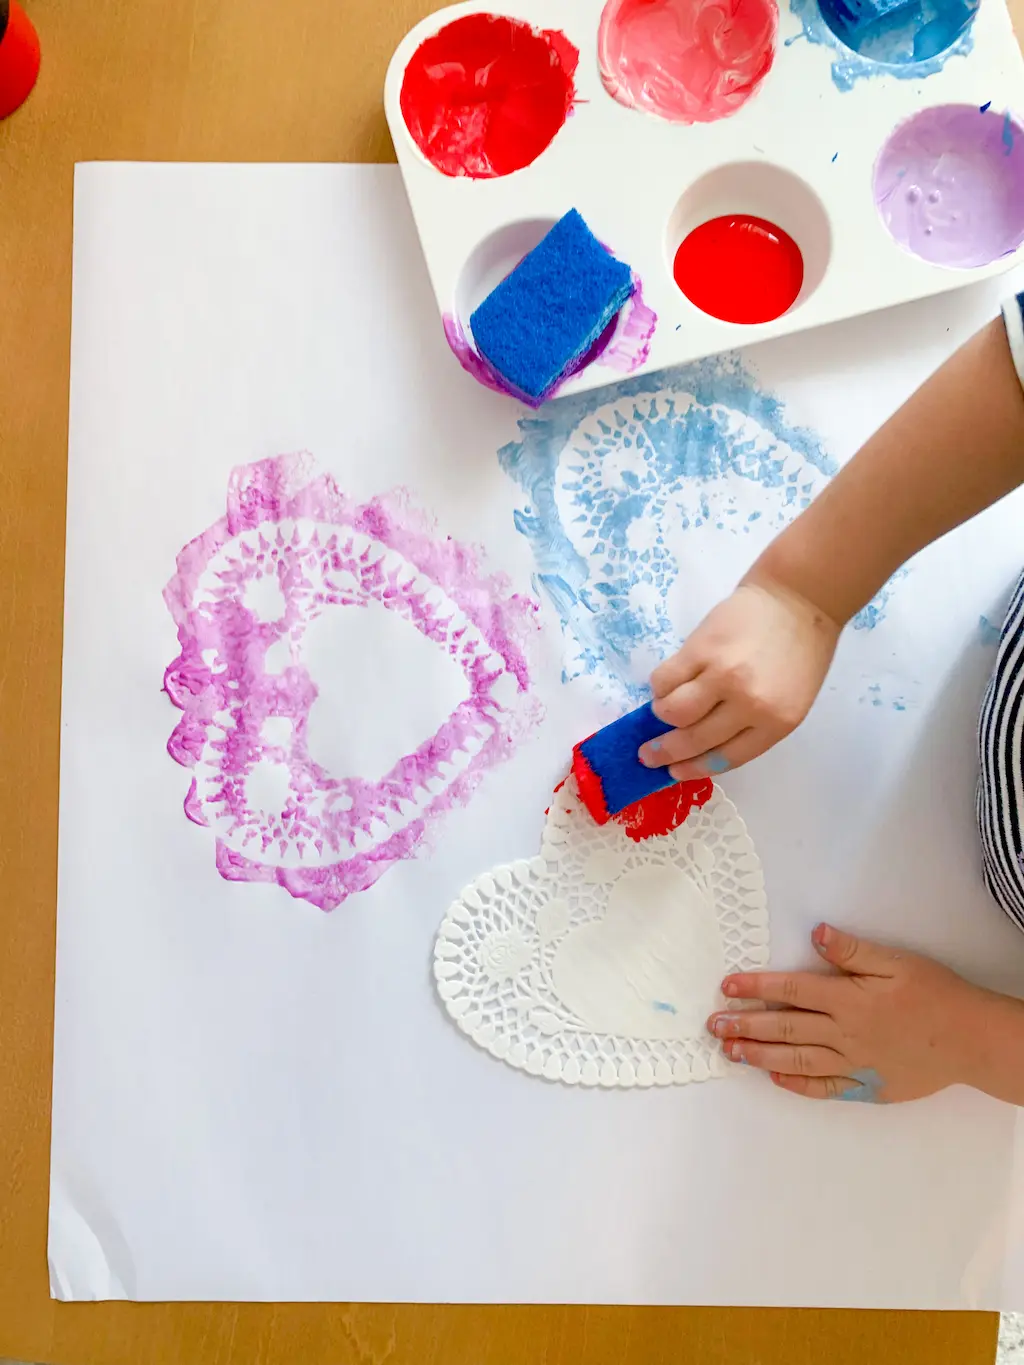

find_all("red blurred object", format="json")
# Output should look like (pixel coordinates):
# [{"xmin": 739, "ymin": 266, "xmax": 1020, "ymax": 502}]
[
  {"xmin": 571, "ymin": 743, "xmax": 714, "ymax": 842},
  {"xmin": 0, "ymin": 0, "xmax": 40, "ymax": 121}
]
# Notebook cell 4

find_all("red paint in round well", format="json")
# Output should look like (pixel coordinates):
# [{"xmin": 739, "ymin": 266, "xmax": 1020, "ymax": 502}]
[
  {"xmin": 673, "ymin": 214, "xmax": 804, "ymax": 324},
  {"xmin": 0, "ymin": 0, "xmax": 41, "ymax": 121},
  {"xmin": 399, "ymin": 13, "xmax": 578, "ymax": 179}
]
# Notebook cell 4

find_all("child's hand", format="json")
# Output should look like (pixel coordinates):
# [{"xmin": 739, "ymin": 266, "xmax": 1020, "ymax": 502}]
[
  {"xmin": 708, "ymin": 924, "xmax": 990, "ymax": 1104},
  {"xmin": 639, "ymin": 579, "xmax": 840, "ymax": 780}
]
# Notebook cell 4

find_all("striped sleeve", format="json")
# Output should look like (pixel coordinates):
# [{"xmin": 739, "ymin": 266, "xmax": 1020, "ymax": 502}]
[{"xmin": 1003, "ymin": 290, "xmax": 1024, "ymax": 388}]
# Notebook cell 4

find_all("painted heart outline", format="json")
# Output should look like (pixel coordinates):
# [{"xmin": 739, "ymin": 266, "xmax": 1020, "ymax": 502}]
[
  {"xmin": 433, "ymin": 777, "xmax": 769, "ymax": 1088},
  {"xmin": 163, "ymin": 452, "xmax": 542, "ymax": 911},
  {"xmin": 499, "ymin": 353, "xmax": 902, "ymax": 702}
]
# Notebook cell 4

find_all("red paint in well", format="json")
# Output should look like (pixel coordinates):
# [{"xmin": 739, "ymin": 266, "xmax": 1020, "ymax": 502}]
[
  {"xmin": 0, "ymin": 0, "xmax": 40, "ymax": 121},
  {"xmin": 400, "ymin": 13, "xmax": 578, "ymax": 180},
  {"xmin": 571, "ymin": 747, "xmax": 714, "ymax": 843},
  {"xmin": 673, "ymin": 214, "xmax": 804, "ymax": 324}
]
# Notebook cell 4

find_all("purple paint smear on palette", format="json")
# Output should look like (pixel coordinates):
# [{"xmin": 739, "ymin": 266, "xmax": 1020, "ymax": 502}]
[
  {"xmin": 444, "ymin": 274, "xmax": 657, "ymax": 407},
  {"xmin": 163, "ymin": 452, "xmax": 542, "ymax": 912},
  {"xmin": 874, "ymin": 104, "xmax": 1024, "ymax": 268}
]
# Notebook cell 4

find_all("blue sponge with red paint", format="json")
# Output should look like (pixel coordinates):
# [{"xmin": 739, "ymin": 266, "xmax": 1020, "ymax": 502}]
[
  {"xmin": 469, "ymin": 209, "xmax": 634, "ymax": 406},
  {"xmin": 572, "ymin": 702, "xmax": 678, "ymax": 824}
]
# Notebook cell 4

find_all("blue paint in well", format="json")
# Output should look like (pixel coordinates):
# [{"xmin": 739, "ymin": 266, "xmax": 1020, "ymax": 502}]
[
  {"xmin": 837, "ymin": 1067, "xmax": 886, "ymax": 1103},
  {"xmin": 499, "ymin": 355, "xmax": 903, "ymax": 699},
  {"xmin": 788, "ymin": 0, "xmax": 976, "ymax": 92},
  {"xmin": 979, "ymin": 614, "xmax": 1002, "ymax": 647}
]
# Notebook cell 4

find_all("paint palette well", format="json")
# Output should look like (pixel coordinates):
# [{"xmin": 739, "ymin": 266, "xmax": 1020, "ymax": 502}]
[{"xmin": 384, "ymin": 0, "xmax": 1024, "ymax": 402}]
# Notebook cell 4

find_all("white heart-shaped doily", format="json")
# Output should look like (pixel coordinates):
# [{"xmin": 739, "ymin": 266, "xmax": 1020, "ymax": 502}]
[{"xmin": 433, "ymin": 776, "xmax": 769, "ymax": 1088}]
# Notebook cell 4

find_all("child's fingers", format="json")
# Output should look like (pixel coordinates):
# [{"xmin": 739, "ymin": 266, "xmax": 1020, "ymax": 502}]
[
  {"xmin": 639, "ymin": 703, "xmax": 745, "ymax": 769},
  {"xmin": 665, "ymin": 726, "xmax": 767, "ymax": 780},
  {"xmin": 650, "ymin": 650, "xmax": 701, "ymax": 699},
  {"xmin": 722, "ymin": 970, "xmax": 841, "ymax": 1014},
  {"xmin": 708, "ymin": 1008, "xmax": 839, "ymax": 1048},
  {"xmin": 812, "ymin": 922, "xmax": 900, "ymax": 977},
  {"xmin": 727, "ymin": 1041, "xmax": 846, "ymax": 1076},
  {"xmin": 650, "ymin": 674, "xmax": 719, "ymax": 732}
]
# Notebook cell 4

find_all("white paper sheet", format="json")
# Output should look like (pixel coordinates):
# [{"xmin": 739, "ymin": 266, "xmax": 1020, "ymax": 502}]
[{"xmin": 52, "ymin": 161, "xmax": 1024, "ymax": 1307}]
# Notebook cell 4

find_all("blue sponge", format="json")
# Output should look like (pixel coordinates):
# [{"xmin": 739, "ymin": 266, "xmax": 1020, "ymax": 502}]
[
  {"xmin": 573, "ymin": 702, "xmax": 675, "ymax": 821},
  {"xmin": 469, "ymin": 210, "xmax": 634, "ymax": 406}
]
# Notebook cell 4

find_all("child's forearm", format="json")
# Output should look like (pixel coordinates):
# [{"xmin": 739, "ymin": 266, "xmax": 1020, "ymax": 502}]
[
  {"xmin": 749, "ymin": 318, "xmax": 1024, "ymax": 627},
  {"xmin": 961, "ymin": 987, "xmax": 1024, "ymax": 1107}
]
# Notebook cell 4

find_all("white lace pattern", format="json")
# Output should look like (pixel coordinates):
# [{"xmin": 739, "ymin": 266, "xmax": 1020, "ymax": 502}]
[{"xmin": 434, "ymin": 776, "xmax": 770, "ymax": 1088}]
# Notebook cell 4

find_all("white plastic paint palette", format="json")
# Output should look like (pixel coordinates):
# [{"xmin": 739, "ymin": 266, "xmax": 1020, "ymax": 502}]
[{"xmin": 384, "ymin": 0, "xmax": 1024, "ymax": 402}]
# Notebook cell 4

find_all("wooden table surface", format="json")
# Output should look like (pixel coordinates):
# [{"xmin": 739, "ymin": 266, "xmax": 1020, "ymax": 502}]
[{"xmin": 0, "ymin": 2, "xmax": 1012, "ymax": 1362}]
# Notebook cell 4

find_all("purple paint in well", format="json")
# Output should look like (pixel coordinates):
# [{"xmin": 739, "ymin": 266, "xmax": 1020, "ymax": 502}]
[
  {"xmin": 874, "ymin": 103, "xmax": 1024, "ymax": 268},
  {"xmin": 164, "ymin": 452, "xmax": 542, "ymax": 912},
  {"xmin": 444, "ymin": 274, "xmax": 657, "ymax": 406}
]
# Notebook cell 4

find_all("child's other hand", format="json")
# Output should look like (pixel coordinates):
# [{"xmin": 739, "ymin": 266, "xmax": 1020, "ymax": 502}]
[
  {"xmin": 707, "ymin": 924, "xmax": 989, "ymax": 1104},
  {"xmin": 640, "ymin": 579, "xmax": 840, "ymax": 780}
]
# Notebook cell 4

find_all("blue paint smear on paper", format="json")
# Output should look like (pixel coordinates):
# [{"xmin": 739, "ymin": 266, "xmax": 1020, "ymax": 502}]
[
  {"xmin": 652, "ymin": 1000, "xmax": 678, "ymax": 1015},
  {"xmin": 851, "ymin": 566, "xmax": 910, "ymax": 632},
  {"xmin": 788, "ymin": 0, "xmax": 976, "ymax": 92},
  {"xmin": 498, "ymin": 354, "xmax": 903, "ymax": 700},
  {"xmin": 979, "ymin": 614, "xmax": 1002, "ymax": 647},
  {"xmin": 858, "ymin": 674, "xmax": 915, "ymax": 711}
]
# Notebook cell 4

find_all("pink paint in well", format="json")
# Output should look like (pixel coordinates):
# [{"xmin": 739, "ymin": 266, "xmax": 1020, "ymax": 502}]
[{"xmin": 597, "ymin": 0, "xmax": 778, "ymax": 125}]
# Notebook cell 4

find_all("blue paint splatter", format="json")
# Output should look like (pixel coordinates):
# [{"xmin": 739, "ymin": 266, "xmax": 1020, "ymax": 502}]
[
  {"xmin": 788, "ymin": 0, "xmax": 976, "ymax": 92},
  {"xmin": 852, "ymin": 566, "xmax": 909, "ymax": 631},
  {"xmin": 858, "ymin": 677, "xmax": 914, "ymax": 711},
  {"xmin": 980, "ymin": 99, "xmax": 992, "ymax": 112},
  {"xmin": 979, "ymin": 614, "xmax": 1002, "ymax": 647},
  {"xmin": 499, "ymin": 355, "xmax": 903, "ymax": 699},
  {"xmin": 837, "ymin": 1068, "xmax": 886, "ymax": 1103},
  {"xmin": 652, "ymin": 1000, "xmax": 678, "ymax": 1015},
  {"xmin": 704, "ymin": 752, "xmax": 731, "ymax": 774},
  {"xmin": 1003, "ymin": 111, "xmax": 1016, "ymax": 155},
  {"xmin": 832, "ymin": 151, "xmax": 839, "ymax": 162}
]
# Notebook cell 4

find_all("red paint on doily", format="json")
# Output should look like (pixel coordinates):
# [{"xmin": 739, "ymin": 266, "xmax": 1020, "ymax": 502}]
[
  {"xmin": 570, "ymin": 745, "xmax": 713, "ymax": 842},
  {"xmin": 613, "ymin": 778, "xmax": 714, "ymax": 842},
  {"xmin": 673, "ymin": 214, "xmax": 803, "ymax": 324},
  {"xmin": 572, "ymin": 745, "xmax": 611, "ymax": 824},
  {"xmin": 399, "ymin": 13, "xmax": 579, "ymax": 179}
]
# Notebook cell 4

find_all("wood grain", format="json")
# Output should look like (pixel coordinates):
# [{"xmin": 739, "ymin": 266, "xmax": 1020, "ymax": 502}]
[{"xmin": 0, "ymin": 1, "xmax": 1009, "ymax": 1361}]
